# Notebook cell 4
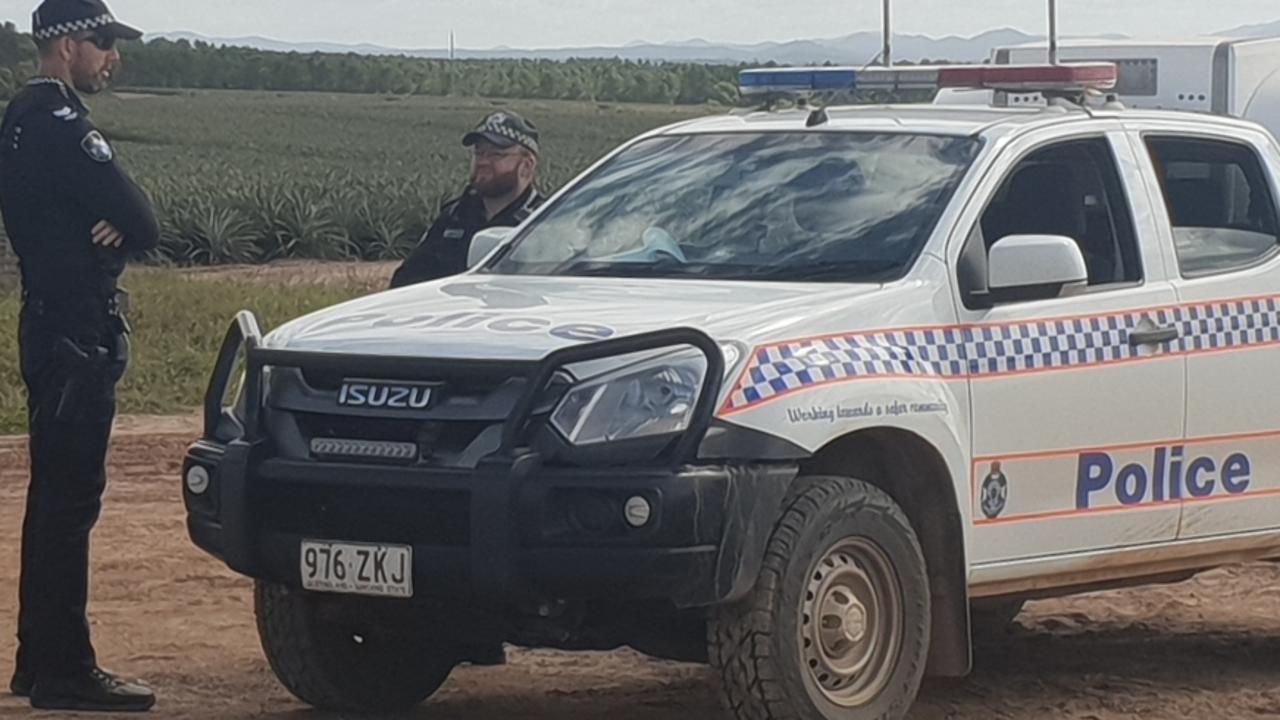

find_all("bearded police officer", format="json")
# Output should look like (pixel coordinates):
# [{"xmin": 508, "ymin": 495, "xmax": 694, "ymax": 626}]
[
  {"xmin": 390, "ymin": 111, "xmax": 544, "ymax": 288},
  {"xmin": 0, "ymin": 0, "xmax": 158, "ymax": 711}
]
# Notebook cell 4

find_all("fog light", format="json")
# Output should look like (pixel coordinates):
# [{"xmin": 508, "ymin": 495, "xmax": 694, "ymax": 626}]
[
  {"xmin": 624, "ymin": 496, "xmax": 652, "ymax": 528},
  {"xmin": 186, "ymin": 465, "xmax": 211, "ymax": 495}
]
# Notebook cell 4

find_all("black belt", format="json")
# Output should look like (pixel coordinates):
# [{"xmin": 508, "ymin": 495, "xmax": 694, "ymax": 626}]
[{"xmin": 22, "ymin": 289, "xmax": 132, "ymax": 334}]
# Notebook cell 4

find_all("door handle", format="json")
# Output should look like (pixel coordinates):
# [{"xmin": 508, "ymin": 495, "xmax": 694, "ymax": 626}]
[{"xmin": 1128, "ymin": 326, "xmax": 1180, "ymax": 347}]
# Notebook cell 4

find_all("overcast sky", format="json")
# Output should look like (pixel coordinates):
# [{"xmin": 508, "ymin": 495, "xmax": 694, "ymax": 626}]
[{"xmin": 2, "ymin": 0, "xmax": 1278, "ymax": 49}]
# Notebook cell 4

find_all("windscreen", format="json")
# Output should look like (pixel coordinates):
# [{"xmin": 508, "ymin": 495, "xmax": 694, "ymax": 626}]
[{"xmin": 488, "ymin": 132, "xmax": 979, "ymax": 283}]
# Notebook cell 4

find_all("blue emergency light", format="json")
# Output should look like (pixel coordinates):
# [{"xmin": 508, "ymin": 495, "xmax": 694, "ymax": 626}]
[{"xmin": 738, "ymin": 68, "xmax": 860, "ymax": 94}]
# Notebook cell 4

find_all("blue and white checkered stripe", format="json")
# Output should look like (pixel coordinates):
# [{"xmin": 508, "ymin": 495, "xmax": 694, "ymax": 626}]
[
  {"xmin": 724, "ymin": 297, "xmax": 1280, "ymax": 413},
  {"xmin": 1172, "ymin": 298, "xmax": 1280, "ymax": 352},
  {"xmin": 33, "ymin": 13, "xmax": 114, "ymax": 40}
]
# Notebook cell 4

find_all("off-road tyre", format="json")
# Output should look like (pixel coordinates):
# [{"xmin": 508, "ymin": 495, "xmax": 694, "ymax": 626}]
[
  {"xmin": 255, "ymin": 581, "xmax": 457, "ymax": 712},
  {"xmin": 709, "ymin": 476, "xmax": 931, "ymax": 720}
]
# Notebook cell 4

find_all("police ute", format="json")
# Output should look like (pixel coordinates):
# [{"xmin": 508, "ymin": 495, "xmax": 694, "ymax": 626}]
[{"xmin": 182, "ymin": 57, "xmax": 1280, "ymax": 720}]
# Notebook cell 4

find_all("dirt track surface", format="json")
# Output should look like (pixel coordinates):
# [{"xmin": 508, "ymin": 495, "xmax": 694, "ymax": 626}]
[{"xmin": 2, "ymin": 425, "xmax": 1280, "ymax": 719}]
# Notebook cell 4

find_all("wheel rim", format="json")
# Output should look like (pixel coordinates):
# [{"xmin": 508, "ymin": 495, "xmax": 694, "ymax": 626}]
[{"xmin": 799, "ymin": 537, "xmax": 904, "ymax": 708}]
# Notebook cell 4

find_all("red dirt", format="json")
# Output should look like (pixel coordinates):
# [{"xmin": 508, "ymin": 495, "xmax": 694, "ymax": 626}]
[{"xmin": 1, "ymin": 423, "xmax": 1279, "ymax": 719}]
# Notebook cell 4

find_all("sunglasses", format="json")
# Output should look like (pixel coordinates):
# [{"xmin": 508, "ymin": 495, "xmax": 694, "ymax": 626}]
[
  {"xmin": 472, "ymin": 147, "xmax": 524, "ymax": 161},
  {"xmin": 75, "ymin": 33, "xmax": 117, "ymax": 52}
]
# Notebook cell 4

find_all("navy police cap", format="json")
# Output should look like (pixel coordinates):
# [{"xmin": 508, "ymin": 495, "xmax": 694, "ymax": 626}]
[
  {"xmin": 463, "ymin": 111, "xmax": 540, "ymax": 156},
  {"xmin": 32, "ymin": 0, "xmax": 143, "ymax": 42}
]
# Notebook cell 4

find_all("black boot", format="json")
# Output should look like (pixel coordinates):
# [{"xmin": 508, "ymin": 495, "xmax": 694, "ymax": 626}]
[
  {"xmin": 10, "ymin": 669, "xmax": 32, "ymax": 697},
  {"xmin": 30, "ymin": 667, "xmax": 155, "ymax": 712},
  {"xmin": 461, "ymin": 642, "xmax": 507, "ymax": 666}
]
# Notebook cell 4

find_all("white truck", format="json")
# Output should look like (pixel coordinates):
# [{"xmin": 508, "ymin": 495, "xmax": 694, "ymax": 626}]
[
  {"xmin": 184, "ymin": 62, "xmax": 1280, "ymax": 720},
  {"xmin": 938, "ymin": 36, "xmax": 1280, "ymax": 141}
]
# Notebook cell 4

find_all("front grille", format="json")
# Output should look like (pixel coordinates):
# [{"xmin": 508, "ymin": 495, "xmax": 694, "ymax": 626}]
[{"xmin": 264, "ymin": 366, "xmax": 570, "ymax": 467}]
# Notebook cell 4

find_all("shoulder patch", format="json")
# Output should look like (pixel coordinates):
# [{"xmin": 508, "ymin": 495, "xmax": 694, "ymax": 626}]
[{"xmin": 81, "ymin": 130, "xmax": 113, "ymax": 163}]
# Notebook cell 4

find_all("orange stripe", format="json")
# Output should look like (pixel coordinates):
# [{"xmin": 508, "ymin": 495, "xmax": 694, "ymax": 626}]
[
  {"xmin": 740, "ymin": 291, "xmax": 1280, "ymax": 365},
  {"xmin": 720, "ymin": 295, "xmax": 1280, "ymax": 416},
  {"xmin": 975, "ymin": 487, "xmax": 1280, "ymax": 527},
  {"xmin": 718, "ymin": 372, "xmax": 964, "ymax": 416},
  {"xmin": 972, "ymin": 427, "xmax": 1280, "ymax": 465}
]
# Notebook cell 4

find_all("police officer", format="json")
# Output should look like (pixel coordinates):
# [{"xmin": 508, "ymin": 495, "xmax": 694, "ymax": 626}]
[
  {"xmin": 0, "ymin": 0, "xmax": 158, "ymax": 711},
  {"xmin": 390, "ymin": 111, "xmax": 544, "ymax": 288}
]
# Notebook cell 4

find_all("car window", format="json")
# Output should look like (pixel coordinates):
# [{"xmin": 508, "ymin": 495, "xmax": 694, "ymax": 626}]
[
  {"xmin": 488, "ymin": 132, "xmax": 979, "ymax": 283},
  {"xmin": 979, "ymin": 137, "xmax": 1143, "ymax": 287},
  {"xmin": 1146, "ymin": 136, "xmax": 1280, "ymax": 276}
]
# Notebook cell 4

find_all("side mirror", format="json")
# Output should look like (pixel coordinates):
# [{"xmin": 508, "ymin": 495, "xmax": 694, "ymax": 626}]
[
  {"xmin": 467, "ymin": 227, "xmax": 516, "ymax": 269},
  {"xmin": 988, "ymin": 234, "xmax": 1088, "ymax": 299}
]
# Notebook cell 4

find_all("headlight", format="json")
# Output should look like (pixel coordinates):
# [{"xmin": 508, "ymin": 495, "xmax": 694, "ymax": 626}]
[{"xmin": 551, "ymin": 352, "xmax": 708, "ymax": 446}]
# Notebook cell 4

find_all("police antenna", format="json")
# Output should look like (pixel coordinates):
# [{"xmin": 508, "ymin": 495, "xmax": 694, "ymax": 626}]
[
  {"xmin": 882, "ymin": 0, "xmax": 892, "ymax": 67},
  {"xmin": 1048, "ymin": 0, "xmax": 1059, "ymax": 64}
]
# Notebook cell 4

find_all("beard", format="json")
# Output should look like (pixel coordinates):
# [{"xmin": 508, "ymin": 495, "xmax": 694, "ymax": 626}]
[
  {"xmin": 471, "ymin": 169, "xmax": 521, "ymax": 198},
  {"xmin": 70, "ymin": 65, "xmax": 108, "ymax": 95}
]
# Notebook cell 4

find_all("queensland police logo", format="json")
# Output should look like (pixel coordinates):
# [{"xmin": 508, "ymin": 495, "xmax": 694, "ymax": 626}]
[
  {"xmin": 980, "ymin": 461, "xmax": 1009, "ymax": 520},
  {"xmin": 81, "ymin": 131, "xmax": 113, "ymax": 163}
]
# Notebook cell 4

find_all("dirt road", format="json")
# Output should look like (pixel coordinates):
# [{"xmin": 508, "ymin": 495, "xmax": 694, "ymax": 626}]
[{"xmin": 1, "ymin": 426, "xmax": 1279, "ymax": 719}]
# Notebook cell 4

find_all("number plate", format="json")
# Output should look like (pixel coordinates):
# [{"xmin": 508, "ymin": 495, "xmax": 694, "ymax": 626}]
[{"xmin": 300, "ymin": 541, "xmax": 413, "ymax": 598}]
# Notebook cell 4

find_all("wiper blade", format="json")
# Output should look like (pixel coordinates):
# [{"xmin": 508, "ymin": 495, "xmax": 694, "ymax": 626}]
[
  {"xmin": 562, "ymin": 258, "xmax": 710, "ymax": 278},
  {"xmin": 752, "ymin": 260, "xmax": 899, "ymax": 282}
]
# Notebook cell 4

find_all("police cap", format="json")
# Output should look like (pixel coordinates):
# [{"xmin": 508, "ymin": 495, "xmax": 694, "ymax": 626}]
[
  {"xmin": 462, "ymin": 111, "xmax": 539, "ymax": 156},
  {"xmin": 32, "ymin": 0, "xmax": 143, "ymax": 42}
]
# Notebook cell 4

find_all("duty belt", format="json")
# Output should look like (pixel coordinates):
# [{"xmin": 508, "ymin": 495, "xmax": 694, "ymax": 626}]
[{"xmin": 22, "ymin": 289, "xmax": 132, "ymax": 334}]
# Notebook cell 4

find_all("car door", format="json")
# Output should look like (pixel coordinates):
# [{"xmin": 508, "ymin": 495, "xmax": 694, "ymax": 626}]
[
  {"xmin": 955, "ymin": 127, "xmax": 1186, "ymax": 569},
  {"xmin": 1138, "ymin": 127, "xmax": 1280, "ymax": 541}
]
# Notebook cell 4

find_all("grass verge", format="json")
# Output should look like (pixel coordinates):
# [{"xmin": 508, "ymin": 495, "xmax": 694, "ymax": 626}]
[{"xmin": 0, "ymin": 265, "xmax": 376, "ymax": 434}]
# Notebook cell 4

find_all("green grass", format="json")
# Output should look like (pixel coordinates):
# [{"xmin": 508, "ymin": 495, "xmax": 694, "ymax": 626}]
[{"xmin": 0, "ymin": 266, "xmax": 376, "ymax": 434}]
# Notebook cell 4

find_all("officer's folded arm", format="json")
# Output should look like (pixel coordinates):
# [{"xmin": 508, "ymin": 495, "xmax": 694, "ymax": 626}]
[{"xmin": 53, "ymin": 118, "xmax": 160, "ymax": 255}]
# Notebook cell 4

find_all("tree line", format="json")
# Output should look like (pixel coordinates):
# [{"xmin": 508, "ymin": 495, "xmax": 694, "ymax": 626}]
[{"xmin": 0, "ymin": 22, "xmax": 744, "ymax": 104}]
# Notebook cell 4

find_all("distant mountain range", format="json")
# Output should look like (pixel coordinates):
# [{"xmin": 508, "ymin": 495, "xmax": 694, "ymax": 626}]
[
  {"xmin": 1221, "ymin": 19, "xmax": 1280, "ymax": 38},
  {"xmin": 152, "ymin": 19, "xmax": 1280, "ymax": 65}
]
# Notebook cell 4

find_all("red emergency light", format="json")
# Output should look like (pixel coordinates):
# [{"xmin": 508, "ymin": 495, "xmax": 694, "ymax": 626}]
[{"xmin": 937, "ymin": 62, "xmax": 1117, "ymax": 92}]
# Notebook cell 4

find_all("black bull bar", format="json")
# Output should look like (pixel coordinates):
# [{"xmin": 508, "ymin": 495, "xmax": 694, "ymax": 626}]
[{"xmin": 200, "ymin": 310, "xmax": 727, "ymax": 591}]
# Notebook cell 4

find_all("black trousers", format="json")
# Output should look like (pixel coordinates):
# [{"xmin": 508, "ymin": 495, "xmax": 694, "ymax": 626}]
[{"xmin": 15, "ymin": 310, "xmax": 126, "ymax": 681}]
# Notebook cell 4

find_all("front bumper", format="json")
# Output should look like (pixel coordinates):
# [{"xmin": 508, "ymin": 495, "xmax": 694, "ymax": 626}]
[
  {"xmin": 184, "ymin": 313, "xmax": 797, "ymax": 608},
  {"xmin": 184, "ymin": 440, "xmax": 795, "ymax": 607}
]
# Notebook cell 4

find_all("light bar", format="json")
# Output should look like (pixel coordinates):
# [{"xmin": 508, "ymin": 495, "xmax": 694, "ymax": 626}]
[
  {"xmin": 738, "ymin": 68, "xmax": 859, "ymax": 95},
  {"xmin": 739, "ymin": 62, "xmax": 1116, "ymax": 97},
  {"xmin": 310, "ymin": 438, "xmax": 419, "ymax": 462},
  {"xmin": 938, "ymin": 63, "xmax": 1116, "ymax": 91}
]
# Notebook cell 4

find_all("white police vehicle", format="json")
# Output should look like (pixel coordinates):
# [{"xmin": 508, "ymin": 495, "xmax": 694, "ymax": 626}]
[{"xmin": 183, "ymin": 61, "xmax": 1280, "ymax": 719}]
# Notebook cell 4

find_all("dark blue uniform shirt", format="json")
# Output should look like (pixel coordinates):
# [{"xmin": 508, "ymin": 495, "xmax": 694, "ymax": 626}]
[
  {"xmin": 390, "ymin": 185, "xmax": 542, "ymax": 289},
  {"xmin": 0, "ymin": 77, "xmax": 159, "ymax": 334}
]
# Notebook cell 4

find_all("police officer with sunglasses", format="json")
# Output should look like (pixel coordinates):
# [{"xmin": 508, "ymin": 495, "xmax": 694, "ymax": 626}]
[
  {"xmin": 0, "ymin": 0, "xmax": 159, "ymax": 712},
  {"xmin": 390, "ymin": 111, "xmax": 545, "ymax": 288}
]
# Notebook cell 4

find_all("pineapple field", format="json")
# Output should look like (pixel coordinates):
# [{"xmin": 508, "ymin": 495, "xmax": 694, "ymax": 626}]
[{"xmin": 95, "ymin": 89, "xmax": 711, "ymax": 265}]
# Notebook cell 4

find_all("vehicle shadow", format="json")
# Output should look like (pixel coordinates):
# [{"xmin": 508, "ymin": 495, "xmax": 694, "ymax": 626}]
[{"xmin": 237, "ymin": 621, "xmax": 1280, "ymax": 720}]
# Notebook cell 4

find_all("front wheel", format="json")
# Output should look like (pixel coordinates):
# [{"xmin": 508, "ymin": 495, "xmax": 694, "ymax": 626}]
[
  {"xmin": 255, "ymin": 581, "xmax": 458, "ymax": 712},
  {"xmin": 710, "ymin": 476, "xmax": 931, "ymax": 720}
]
